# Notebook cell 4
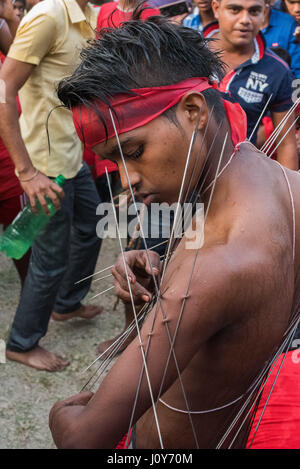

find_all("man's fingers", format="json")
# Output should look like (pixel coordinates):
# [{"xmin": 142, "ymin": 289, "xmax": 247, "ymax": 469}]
[
  {"xmin": 112, "ymin": 263, "xmax": 152, "ymax": 300},
  {"xmin": 36, "ymin": 191, "xmax": 50, "ymax": 215},
  {"xmin": 46, "ymin": 187, "xmax": 61, "ymax": 211},
  {"xmin": 143, "ymin": 251, "xmax": 161, "ymax": 276},
  {"xmin": 114, "ymin": 277, "xmax": 152, "ymax": 304},
  {"xmin": 111, "ymin": 251, "xmax": 159, "ymax": 305},
  {"xmin": 21, "ymin": 174, "xmax": 65, "ymax": 215},
  {"xmin": 28, "ymin": 193, "xmax": 38, "ymax": 214},
  {"xmin": 51, "ymin": 182, "xmax": 65, "ymax": 199},
  {"xmin": 113, "ymin": 260, "xmax": 136, "ymax": 284},
  {"xmin": 114, "ymin": 284, "xmax": 132, "ymax": 304}
]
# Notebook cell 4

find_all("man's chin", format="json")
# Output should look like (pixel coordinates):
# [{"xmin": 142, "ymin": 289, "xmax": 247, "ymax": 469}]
[{"xmin": 231, "ymin": 31, "xmax": 254, "ymax": 45}]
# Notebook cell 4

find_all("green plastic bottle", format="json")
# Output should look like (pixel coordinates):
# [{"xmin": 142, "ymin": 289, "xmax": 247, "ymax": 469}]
[{"xmin": 0, "ymin": 174, "xmax": 66, "ymax": 260}]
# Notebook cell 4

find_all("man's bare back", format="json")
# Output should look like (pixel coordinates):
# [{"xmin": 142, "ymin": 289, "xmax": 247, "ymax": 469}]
[{"xmin": 135, "ymin": 142, "xmax": 300, "ymax": 448}]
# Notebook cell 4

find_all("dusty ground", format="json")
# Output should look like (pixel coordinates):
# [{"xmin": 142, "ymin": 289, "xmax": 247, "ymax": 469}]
[{"xmin": 0, "ymin": 237, "xmax": 125, "ymax": 449}]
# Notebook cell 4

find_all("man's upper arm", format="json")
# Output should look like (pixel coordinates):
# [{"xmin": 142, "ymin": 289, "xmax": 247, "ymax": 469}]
[
  {"xmin": 271, "ymin": 109, "xmax": 298, "ymax": 169},
  {"xmin": 0, "ymin": 12, "xmax": 56, "ymax": 94},
  {"xmin": 7, "ymin": 12, "xmax": 56, "ymax": 66},
  {"xmin": 0, "ymin": 57, "xmax": 35, "ymax": 95}
]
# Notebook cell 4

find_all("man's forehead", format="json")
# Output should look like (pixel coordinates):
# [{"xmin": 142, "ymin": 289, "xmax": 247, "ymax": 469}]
[
  {"xmin": 93, "ymin": 135, "xmax": 137, "ymax": 156},
  {"xmin": 221, "ymin": 0, "xmax": 265, "ymax": 7}
]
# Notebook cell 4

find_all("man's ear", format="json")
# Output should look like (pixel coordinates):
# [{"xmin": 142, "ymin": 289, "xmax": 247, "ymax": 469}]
[
  {"xmin": 177, "ymin": 91, "xmax": 209, "ymax": 132},
  {"xmin": 211, "ymin": 0, "xmax": 220, "ymax": 19}
]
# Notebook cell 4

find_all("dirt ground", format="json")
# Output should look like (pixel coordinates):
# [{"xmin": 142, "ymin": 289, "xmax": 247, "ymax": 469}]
[{"xmin": 0, "ymin": 237, "xmax": 125, "ymax": 449}]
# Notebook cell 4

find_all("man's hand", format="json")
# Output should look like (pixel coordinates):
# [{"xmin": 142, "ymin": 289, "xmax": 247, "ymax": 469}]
[
  {"xmin": 0, "ymin": 0, "xmax": 17, "ymax": 23},
  {"xmin": 112, "ymin": 250, "xmax": 161, "ymax": 305},
  {"xmin": 49, "ymin": 391, "xmax": 94, "ymax": 449},
  {"xmin": 20, "ymin": 170, "xmax": 65, "ymax": 214},
  {"xmin": 294, "ymin": 26, "xmax": 300, "ymax": 43}
]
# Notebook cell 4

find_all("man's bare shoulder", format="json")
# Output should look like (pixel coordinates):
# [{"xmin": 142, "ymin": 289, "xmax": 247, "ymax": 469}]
[{"xmin": 159, "ymin": 239, "xmax": 264, "ymax": 342}]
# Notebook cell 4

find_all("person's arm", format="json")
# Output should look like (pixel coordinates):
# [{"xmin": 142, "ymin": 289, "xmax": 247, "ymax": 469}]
[
  {"xmin": 271, "ymin": 110, "xmax": 299, "ymax": 170},
  {"xmin": 294, "ymin": 25, "xmax": 300, "ymax": 43},
  {"xmin": 0, "ymin": 20, "xmax": 12, "ymax": 54},
  {"xmin": 287, "ymin": 20, "xmax": 300, "ymax": 79},
  {"xmin": 0, "ymin": 58, "xmax": 64, "ymax": 212},
  {"xmin": 0, "ymin": 12, "xmax": 65, "ymax": 213},
  {"xmin": 49, "ymin": 245, "xmax": 241, "ymax": 449}
]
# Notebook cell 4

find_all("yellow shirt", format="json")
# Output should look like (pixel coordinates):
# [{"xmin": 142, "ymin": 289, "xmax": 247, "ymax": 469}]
[{"xmin": 7, "ymin": 0, "xmax": 97, "ymax": 178}]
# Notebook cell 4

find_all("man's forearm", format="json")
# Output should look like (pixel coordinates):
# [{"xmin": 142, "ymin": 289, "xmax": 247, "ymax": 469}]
[{"xmin": 0, "ymin": 99, "xmax": 35, "ymax": 176}]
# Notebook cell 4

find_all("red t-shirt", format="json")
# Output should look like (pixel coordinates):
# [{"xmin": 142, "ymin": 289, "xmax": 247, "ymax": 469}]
[
  {"xmin": 0, "ymin": 53, "xmax": 23, "ymax": 200},
  {"xmin": 83, "ymin": 148, "xmax": 118, "ymax": 179},
  {"xmin": 97, "ymin": 1, "xmax": 160, "ymax": 29}
]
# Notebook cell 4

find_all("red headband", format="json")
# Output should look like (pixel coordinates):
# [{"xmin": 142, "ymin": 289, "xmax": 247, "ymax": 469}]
[{"xmin": 72, "ymin": 77, "xmax": 247, "ymax": 149}]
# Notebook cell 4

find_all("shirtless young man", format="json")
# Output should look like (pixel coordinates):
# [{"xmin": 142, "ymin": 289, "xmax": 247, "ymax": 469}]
[{"xmin": 49, "ymin": 17, "xmax": 300, "ymax": 448}]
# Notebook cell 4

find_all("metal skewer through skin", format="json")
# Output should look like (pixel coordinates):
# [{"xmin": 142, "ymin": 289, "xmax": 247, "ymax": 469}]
[
  {"xmin": 155, "ymin": 132, "xmax": 230, "ymax": 417},
  {"xmin": 107, "ymin": 110, "xmax": 203, "ymax": 449},
  {"xmin": 217, "ymin": 317, "xmax": 299, "ymax": 449},
  {"xmin": 216, "ymin": 269, "xmax": 300, "ymax": 449},
  {"xmin": 104, "ymin": 166, "xmax": 165, "ymax": 449},
  {"xmin": 267, "ymin": 117, "xmax": 299, "ymax": 160},
  {"xmin": 124, "ymin": 113, "xmax": 225, "ymax": 448},
  {"xmin": 261, "ymin": 98, "xmax": 300, "ymax": 155},
  {"xmin": 248, "ymin": 94, "xmax": 273, "ymax": 144}
]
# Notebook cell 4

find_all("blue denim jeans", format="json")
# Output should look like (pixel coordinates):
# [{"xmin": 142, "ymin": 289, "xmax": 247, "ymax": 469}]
[{"xmin": 7, "ymin": 162, "xmax": 102, "ymax": 352}]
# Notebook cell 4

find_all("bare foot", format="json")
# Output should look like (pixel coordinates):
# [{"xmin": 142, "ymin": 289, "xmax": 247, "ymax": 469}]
[
  {"xmin": 6, "ymin": 346, "xmax": 70, "ymax": 372},
  {"xmin": 51, "ymin": 304, "xmax": 103, "ymax": 322},
  {"xmin": 96, "ymin": 328, "xmax": 137, "ymax": 359}
]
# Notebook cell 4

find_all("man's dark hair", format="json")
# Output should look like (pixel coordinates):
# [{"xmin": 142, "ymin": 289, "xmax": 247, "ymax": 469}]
[{"xmin": 57, "ymin": 15, "xmax": 226, "ymax": 134}]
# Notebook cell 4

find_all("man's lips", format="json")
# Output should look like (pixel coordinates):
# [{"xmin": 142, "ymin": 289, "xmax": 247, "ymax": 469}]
[
  {"xmin": 198, "ymin": 2, "xmax": 211, "ymax": 8},
  {"xmin": 137, "ymin": 193, "xmax": 156, "ymax": 205},
  {"xmin": 235, "ymin": 29, "xmax": 252, "ymax": 34}
]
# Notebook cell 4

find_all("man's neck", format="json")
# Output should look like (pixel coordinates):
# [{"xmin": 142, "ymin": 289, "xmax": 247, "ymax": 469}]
[
  {"xmin": 213, "ymin": 32, "xmax": 255, "ymax": 71},
  {"xmin": 195, "ymin": 120, "xmax": 235, "ymax": 205},
  {"xmin": 117, "ymin": 0, "xmax": 134, "ymax": 11},
  {"xmin": 220, "ymin": 33, "xmax": 255, "ymax": 57},
  {"xmin": 76, "ymin": 0, "xmax": 89, "ymax": 12}
]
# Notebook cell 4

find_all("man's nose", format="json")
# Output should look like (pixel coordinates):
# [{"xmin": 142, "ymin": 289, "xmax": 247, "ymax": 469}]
[
  {"xmin": 118, "ymin": 163, "xmax": 141, "ymax": 191},
  {"xmin": 239, "ymin": 10, "xmax": 251, "ymax": 24}
]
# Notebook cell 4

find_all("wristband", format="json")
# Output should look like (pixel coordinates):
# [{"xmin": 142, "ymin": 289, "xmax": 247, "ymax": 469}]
[{"xmin": 15, "ymin": 168, "xmax": 39, "ymax": 182}]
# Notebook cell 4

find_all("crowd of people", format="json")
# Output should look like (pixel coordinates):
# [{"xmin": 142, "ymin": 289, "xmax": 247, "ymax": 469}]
[{"xmin": 0, "ymin": 0, "xmax": 300, "ymax": 450}]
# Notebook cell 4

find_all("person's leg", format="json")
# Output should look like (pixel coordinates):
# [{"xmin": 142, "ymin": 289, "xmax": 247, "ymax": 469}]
[
  {"xmin": 11, "ymin": 251, "xmax": 31, "ymax": 290},
  {"xmin": 5, "ymin": 180, "xmax": 76, "ymax": 371},
  {"xmin": 1, "ymin": 194, "xmax": 31, "ymax": 289},
  {"xmin": 52, "ymin": 163, "xmax": 103, "ymax": 320}
]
